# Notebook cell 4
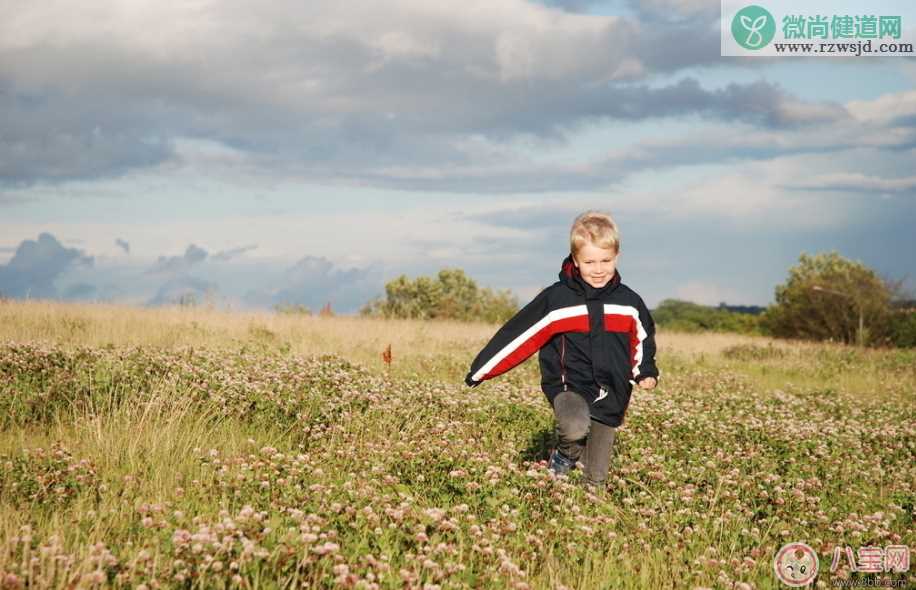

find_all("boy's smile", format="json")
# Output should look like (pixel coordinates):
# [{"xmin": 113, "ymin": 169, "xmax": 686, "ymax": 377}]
[{"xmin": 573, "ymin": 242, "xmax": 618, "ymax": 289}]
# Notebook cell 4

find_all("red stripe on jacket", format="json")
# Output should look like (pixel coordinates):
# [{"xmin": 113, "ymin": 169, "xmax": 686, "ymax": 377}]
[
  {"xmin": 483, "ymin": 315, "xmax": 589, "ymax": 380},
  {"xmin": 603, "ymin": 313, "xmax": 640, "ymax": 375}
]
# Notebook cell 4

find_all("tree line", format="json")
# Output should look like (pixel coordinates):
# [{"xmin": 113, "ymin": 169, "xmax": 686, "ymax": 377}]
[{"xmin": 358, "ymin": 252, "xmax": 915, "ymax": 348}]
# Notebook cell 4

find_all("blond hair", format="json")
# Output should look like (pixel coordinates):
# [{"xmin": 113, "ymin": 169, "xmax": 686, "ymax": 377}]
[{"xmin": 570, "ymin": 210, "xmax": 619, "ymax": 255}]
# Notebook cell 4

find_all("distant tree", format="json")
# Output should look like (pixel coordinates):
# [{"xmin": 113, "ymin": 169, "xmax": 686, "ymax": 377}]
[
  {"xmin": 888, "ymin": 311, "xmax": 916, "ymax": 348},
  {"xmin": 716, "ymin": 302, "xmax": 766, "ymax": 315},
  {"xmin": 652, "ymin": 299, "xmax": 763, "ymax": 334},
  {"xmin": 177, "ymin": 292, "xmax": 199, "ymax": 308},
  {"xmin": 887, "ymin": 283, "xmax": 916, "ymax": 348},
  {"xmin": 360, "ymin": 268, "xmax": 518, "ymax": 323},
  {"xmin": 762, "ymin": 252, "xmax": 893, "ymax": 346}
]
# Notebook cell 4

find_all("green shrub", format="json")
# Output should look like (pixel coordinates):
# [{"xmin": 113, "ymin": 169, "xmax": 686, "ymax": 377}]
[
  {"xmin": 763, "ymin": 252, "xmax": 893, "ymax": 346},
  {"xmin": 360, "ymin": 268, "xmax": 518, "ymax": 323},
  {"xmin": 888, "ymin": 310, "xmax": 916, "ymax": 348},
  {"xmin": 652, "ymin": 299, "xmax": 763, "ymax": 335}
]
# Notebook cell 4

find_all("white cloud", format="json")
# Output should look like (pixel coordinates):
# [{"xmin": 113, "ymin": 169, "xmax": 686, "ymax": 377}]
[{"xmin": 847, "ymin": 90, "xmax": 916, "ymax": 125}]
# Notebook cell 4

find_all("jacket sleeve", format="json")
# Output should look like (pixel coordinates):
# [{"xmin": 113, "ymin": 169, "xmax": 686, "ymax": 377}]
[
  {"xmin": 633, "ymin": 296, "xmax": 659, "ymax": 383},
  {"xmin": 465, "ymin": 287, "xmax": 552, "ymax": 387}
]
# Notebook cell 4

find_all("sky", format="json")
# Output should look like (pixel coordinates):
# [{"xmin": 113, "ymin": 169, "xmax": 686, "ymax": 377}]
[{"xmin": 2, "ymin": 0, "xmax": 915, "ymax": 313}]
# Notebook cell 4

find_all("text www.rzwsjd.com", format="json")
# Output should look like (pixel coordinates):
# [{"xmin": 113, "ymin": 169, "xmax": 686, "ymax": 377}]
[{"xmin": 774, "ymin": 40, "xmax": 914, "ymax": 55}]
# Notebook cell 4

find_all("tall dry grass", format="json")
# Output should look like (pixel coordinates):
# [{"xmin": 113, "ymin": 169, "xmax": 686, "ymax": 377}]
[
  {"xmin": 0, "ymin": 300, "xmax": 790, "ymax": 357},
  {"xmin": 0, "ymin": 300, "xmax": 493, "ymax": 376},
  {"xmin": 4, "ymin": 299, "xmax": 912, "ymax": 395}
]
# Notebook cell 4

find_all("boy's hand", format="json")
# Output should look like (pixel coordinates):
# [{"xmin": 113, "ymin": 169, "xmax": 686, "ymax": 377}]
[{"xmin": 637, "ymin": 377, "xmax": 657, "ymax": 390}]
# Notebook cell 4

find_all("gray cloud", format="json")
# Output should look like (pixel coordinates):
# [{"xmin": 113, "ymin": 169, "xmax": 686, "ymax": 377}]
[
  {"xmin": 115, "ymin": 238, "xmax": 130, "ymax": 254},
  {"xmin": 650, "ymin": 79, "xmax": 848, "ymax": 128},
  {"xmin": 212, "ymin": 244, "xmax": 258, "ymax": 262},
  {"xmin": 0, "ymin": 80, "xmax": 173, "ymax": 184},
  {"xmin": 148, "ymin": 244, "xmax": 208, "ymax": 275},
  {"xmin": 782, "ymin": 173, "xmax": 916, "ymax": 194},
  {"xmin": 542, "ymin": 0, "xmax": 718, "ymax": 21},
  {"xmin": 627, "ymin": 0, "xmax": 719, "ymax": 22},
  {"xmin": 0, "ymin": 0, "xmax": 846, "ymax": 189},
  {"xmin": 63, "ymin": 282, "xmax": 97, "ymax": 300},
  {"xmin": 634, "ymin": 22, "xmax": 723, "ymax": 73},
  {"xmin": 537, "ymin": 0, "xmax": 598, "ymax": 13},
  {"xmin": 147, "ymin": 275, "xmax": 218, "ymax": 307},
  {"xmin": 0, "ymin": 232, "xmax": 93, "ymax": 299},
  {"xmin": 3, "ymin": 237, "xmax": 382, "ymax": 312},
  {"xmin": 243, "ymin": 255, "xmax": 381, "ymax": 313}
]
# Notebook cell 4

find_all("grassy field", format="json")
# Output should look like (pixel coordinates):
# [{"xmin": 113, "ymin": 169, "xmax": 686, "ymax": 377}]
[{"xmin": 0, "ymin": 300, "xmax": 913, "ymax": 589}]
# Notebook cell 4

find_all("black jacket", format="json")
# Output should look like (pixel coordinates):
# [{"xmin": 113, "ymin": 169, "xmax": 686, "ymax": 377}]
[{"xmin": 465, "ymin": 254, "xmax": 659, "ymax": 427}]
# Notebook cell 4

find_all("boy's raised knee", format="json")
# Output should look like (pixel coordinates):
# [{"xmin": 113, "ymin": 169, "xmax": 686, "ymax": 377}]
[
  {"xmin": 553, "ymin": 391, "xmax": 590, "ymax": 441},
  {"xmin": 556, "ymin": 416, "xmax": 590, "ymax": 442}
]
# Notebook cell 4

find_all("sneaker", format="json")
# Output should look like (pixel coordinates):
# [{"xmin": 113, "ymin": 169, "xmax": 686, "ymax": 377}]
[{"xmin": 547, "ymin": 449, "xmax": 576, "ymax": 476}]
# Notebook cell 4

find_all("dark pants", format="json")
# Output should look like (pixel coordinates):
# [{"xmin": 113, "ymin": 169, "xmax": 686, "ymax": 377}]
[{"xmin": 552, "ymin": 391, "xmax": 617, "ymax": 488}]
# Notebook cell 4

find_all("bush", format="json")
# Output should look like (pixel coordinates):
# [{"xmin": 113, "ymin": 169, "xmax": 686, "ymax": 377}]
[
  {"xmin": 652, "ymin": 299, "xmax": 763, "ymax": 335},
  {"xmin": 888, "ymin": 310, "xmax": 916, "ymax": 348},
  {"xmin": 763, "ymin": 252, "xmax": 893, "ymax": 347},
  {"xmin": 360, "ymin": 268, "xmax": 518, "ymax": 323}
]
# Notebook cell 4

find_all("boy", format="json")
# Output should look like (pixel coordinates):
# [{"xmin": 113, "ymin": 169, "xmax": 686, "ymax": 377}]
[{"xmin": 464, "ymin": 211, "xmax": 659, "ymax": 492}]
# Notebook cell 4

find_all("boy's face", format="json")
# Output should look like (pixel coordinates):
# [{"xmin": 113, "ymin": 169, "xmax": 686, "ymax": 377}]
[{"xmin": 573, "ymin": 242, "xmax": 618, "ymax": 289}]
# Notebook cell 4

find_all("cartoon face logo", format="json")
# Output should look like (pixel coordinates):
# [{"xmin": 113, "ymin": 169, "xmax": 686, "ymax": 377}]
[{"xmin": 773, "ymin": 542, "xmax": 819, "ymax": 587}]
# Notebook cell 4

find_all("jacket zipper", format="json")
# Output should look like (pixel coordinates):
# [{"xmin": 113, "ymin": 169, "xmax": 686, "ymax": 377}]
[{"xmin": 560, "ymin": 334, "xmax": 568, "ymax": 391}]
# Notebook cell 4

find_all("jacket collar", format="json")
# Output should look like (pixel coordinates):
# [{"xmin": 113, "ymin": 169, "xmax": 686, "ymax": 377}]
[{"xmin": 559, "ymin": 253, "xmax": 621, "ymax": 297}]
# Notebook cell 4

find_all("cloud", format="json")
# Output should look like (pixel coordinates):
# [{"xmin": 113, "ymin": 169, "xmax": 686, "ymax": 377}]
[
  {"xmin": 62, "ymin": 282, "xmax": 97, "ymax": 300},
  {"xmin": 538, "ymin": 0, "xmax": 596, "ymax": 13},
  {"xmin": 420, "ymin": 86, "xmax": 915, "ymax": 196},
  {"xmin": 783, "ymin": 173, "xmax": 916, "ymax": 194},
  {"xmin": 115, "ymin": 238, "xmax": 130, "ymax": 254},
  {"xmin": 141, "ymin": 242, "xmax": 220, "ymax": 304},
  {"xmin": 148, "ymin": 244, "xmax": 208, "ymax": 275},
  {"xmin": 243, "ymin": 255, "xmax": 381, "ymax": 313},
  {"xmin": 147, "ymin": 275, "xmax": 218, "ymax": 307},
  {"xmin": 461, "ymin": 203, "xmax": 584, "ymax": 230},
  {"xmin": 211, "ymin": 244, "xmax": 258, "ymax": 262},
  {"xmin": 847, "ymin": 90, "xmax": 916, "ymax": 127},
  {"xmin": 0, "ymin": 232, "xmax": 93, "ymax": 298},
  {"xmin": 628, "ymin": 0, "xmax": 719, "ymax": 22},
  {"xmin": 0, "ymin": 0, "xmax": 844, "ymax": 190},
  {"xmin": 0, "ymin": 79, "xmax": 173, "ymax": 183},
  {"xmin": 543, "ymin": 0, "xmax": 718, "ymax": 21}
]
